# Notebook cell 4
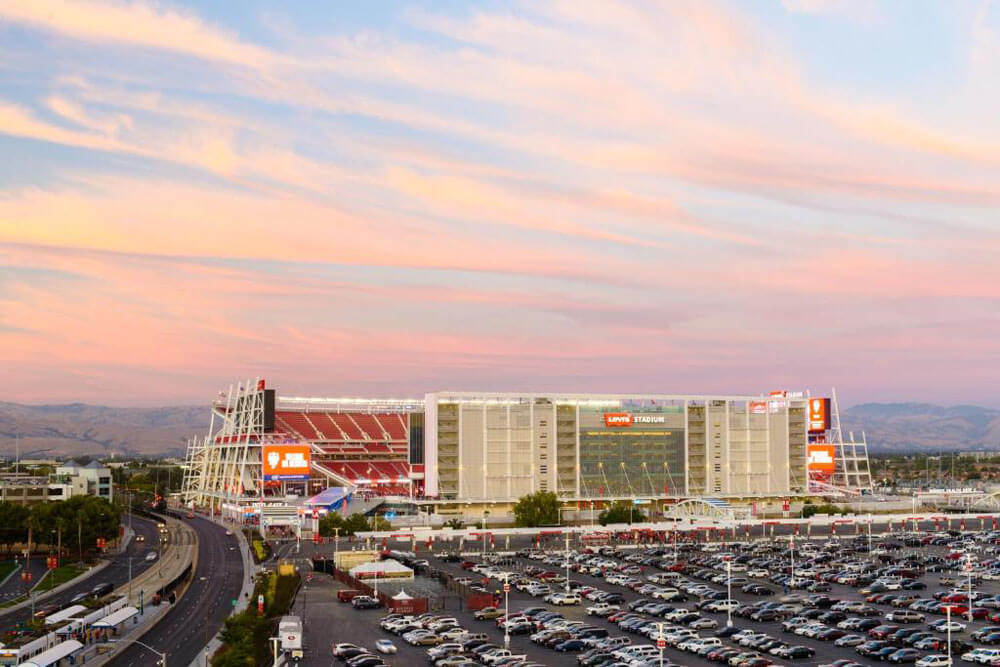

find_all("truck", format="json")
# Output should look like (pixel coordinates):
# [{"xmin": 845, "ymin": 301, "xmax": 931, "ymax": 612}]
[
  {"xmin": 279, "ymin": 615, "xmax": 304, "ymax": 662},
  {"xmin": 480, "ymin": 649, "xmax": 527, "ymax": 665}
]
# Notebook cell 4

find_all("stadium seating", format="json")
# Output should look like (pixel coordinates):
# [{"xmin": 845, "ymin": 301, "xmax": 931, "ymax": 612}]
[
  {"xmin": 275, "ymin": 410, "xmax": 412, "ymax": 494},
  {"xmin": 274, "ymin": 410, "xmax": 407, "ymax": 444}
]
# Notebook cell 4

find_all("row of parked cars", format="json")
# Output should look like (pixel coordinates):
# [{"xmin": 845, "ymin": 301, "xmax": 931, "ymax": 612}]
[
  {"xmin": 376, "ymin": 611, "xmax": 540, "ymax": 666},
  {"xmin": 495, "ymin": 530, "xmax": 1000, "ymax": 666}
]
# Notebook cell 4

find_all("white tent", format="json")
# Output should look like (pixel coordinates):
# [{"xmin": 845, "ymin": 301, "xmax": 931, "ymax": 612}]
[
  {"xmin": 392, "ymin": 589, "xmax": 414, "ymax": 600},
  {"xmin": 349, "ymin": 558, "xmax": 413, "ymax": 580}
]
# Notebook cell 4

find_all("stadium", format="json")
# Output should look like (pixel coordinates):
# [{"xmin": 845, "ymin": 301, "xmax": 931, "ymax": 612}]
[{"xmin": 180, "ymin": 380, "xmax": 872, "ymax": 523}]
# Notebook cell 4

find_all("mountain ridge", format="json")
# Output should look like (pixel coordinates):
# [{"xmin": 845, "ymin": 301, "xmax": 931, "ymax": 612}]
[{"xmin": 0, "ymin": 400, "xmax": 997, "ymax": 458}]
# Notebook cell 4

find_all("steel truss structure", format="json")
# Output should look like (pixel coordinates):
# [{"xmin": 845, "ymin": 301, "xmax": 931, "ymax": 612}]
[
  {"xmin": 813, "ymin": 388, "xmax": 874, "ymax": 495},
  {"xmin": 182, "ymin": 378, "xmax": 270, "ymax": 510}
]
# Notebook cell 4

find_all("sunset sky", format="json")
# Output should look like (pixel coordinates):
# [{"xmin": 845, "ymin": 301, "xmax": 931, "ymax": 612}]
[{"xmin": 1, "ymin": 1, "xmax": 998, "ymax": 406}]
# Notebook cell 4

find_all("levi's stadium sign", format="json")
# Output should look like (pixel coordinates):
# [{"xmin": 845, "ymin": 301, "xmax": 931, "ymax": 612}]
[{"xmin": 603, "ymin": 412, "xmax": 666, "ymax": 427}]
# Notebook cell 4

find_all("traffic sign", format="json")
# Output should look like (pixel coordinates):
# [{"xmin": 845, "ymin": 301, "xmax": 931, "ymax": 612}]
[
  {"xmin": 503, "ymin": 583, "xmax": 510, "ymax": 593},
  {"xmin": 657, "ymin": 637, "xmax": 666, "ymax": 649}
]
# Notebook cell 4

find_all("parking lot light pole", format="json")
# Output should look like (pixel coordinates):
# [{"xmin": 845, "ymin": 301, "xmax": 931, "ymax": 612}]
[
  {"xmin": 564, "ymin": 533, "xmax": 571, "ymax": 594},
  {"xmin": 966, "ymin": 554, "xmax": 974, "ymax": 623},
  {"xmin": 946, "ymin": 605, "xmax": 952, "ymax": 665},
  {"xmin": 789, "ymin": 533, "xmax": 795, "ymax": 591},
  {"xmin": 657, "ymin": 622, "xmax": 665, "ymax": 667},
  {"xmin": 725, "ymin": 557, "xmax": 733, "ymax": 627},
  {"xmin": 482, "ymin": 510, "xmax": 489, "ymax": 558},
  {"xmin": 504, "ymin": 573, "xmax": 510, "ymax": 649}
]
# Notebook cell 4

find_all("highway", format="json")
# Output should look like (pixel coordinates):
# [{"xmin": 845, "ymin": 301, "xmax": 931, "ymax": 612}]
[
  {"xmin": 106, "ymin": 515, "xmax": 243, "ymax": 667},
  {"xmin": 0, "ymin": 516, "xmax": 161, "ymax": 629}
]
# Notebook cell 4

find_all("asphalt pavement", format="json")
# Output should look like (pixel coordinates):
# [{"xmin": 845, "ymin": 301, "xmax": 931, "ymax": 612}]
[
  {"xmin": 0, "ymin": 516, "xmax": 161, "ymax": 629},
  {"xmin": 105, "ymin": 515, "xmax": 243, "ymax": 667},
  {"xmin": 294, "ymin": 527, "xmax": 1000, "ymax": 667},
  {"xmin": 0, "ymin": 559, "xmax": 48, "ymax": 602}
]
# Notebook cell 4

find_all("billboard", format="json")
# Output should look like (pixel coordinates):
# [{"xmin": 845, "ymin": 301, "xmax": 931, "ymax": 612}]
[
  {"xmin": 603, "ymin": 412, "xmax": 669, "ymax": 427},
  {"xmin": 807, "ymin": 444, "xmax": 836, "ymax": 473},
  {"xmin": 262, "ymin": 444, "xmax": 311, "ymax": 480},
  {"xmin": 808, "ymin": 398, "xmax": 831, "ymax": 433},
  {"xmin": 603, "ymin": 412, "xmax": 633, "ymax": 427}
]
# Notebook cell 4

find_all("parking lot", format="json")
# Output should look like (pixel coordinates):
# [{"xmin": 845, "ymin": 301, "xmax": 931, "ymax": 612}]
[{"xmin": 314, "ymin": 525, "xmax": 1000, "ymax": 667}]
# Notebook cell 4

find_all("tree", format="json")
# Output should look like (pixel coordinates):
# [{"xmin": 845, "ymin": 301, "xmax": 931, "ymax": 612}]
[
  {"xmin": 598, "ymin": 501, "xmax": 645, "ymax": 526},
  {"xmin": 319, "ymin": 512, "xmax": 387, "ymax": 537},
  {"xmin": 444, "ymin": 518, "xmax": 464, "ymax": 529},
  {"xmin": 318, "ymin": 511, "xmax": 345, "ymax": 537},
  {"xmin": 512, "ymin": 491, "xmax": 561, "ymax": 527}
]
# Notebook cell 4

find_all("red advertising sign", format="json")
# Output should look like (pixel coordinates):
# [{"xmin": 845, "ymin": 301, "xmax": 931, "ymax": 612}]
[
  {"xmin": 808, "ymin": 398, "xmax": 831, "ymax": 433},
  {"xmin": 749, "ymin": 401, "xmax": 768, "ymax": 414},
  {"xmin": 262, "ymin": 444, "xmax": 312, "ymax": 481},
  {"xmin": 657, "ymin": 637, "xmax": 666, "ymax": 649},
  {"xmin": 807, "ymin": 444, "xmax": 836, "ymax": 473},
  {"xmin": 782, "ymin": 498, "xmax": 790, "ymax": 512},
  {"xmin": 46, "ymin": 556, "xmax": 58, "ymax": 570},
  {"xmin": 603, "ymin": 412, "xmax": 633, "ymax": 427}
]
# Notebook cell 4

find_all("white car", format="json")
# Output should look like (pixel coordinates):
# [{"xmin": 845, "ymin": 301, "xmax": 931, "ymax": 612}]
[
  {"xmin": 962, "ymin": 648, "xmax": 1000, "ymax": 664},
  {"xmin": 546, "ymin": 592, "xmax": 580, "ymax": 605},
  {"xmin": 915, "ymin": 656, "xmax": 951, "ymax": 667},
  {"xmin": 689, "ymin": 617, "xmax": 717, "ymax": 629},
  {"xmin": 586, "ymin": 603, "xmax": 619, "ymax": 616},
  {"xmin": 935, "ymin": 620, "xmax": 967, "ymax": 633},
  {"xmin": 374, "ymin": 639, "xmax": 396, "ymax": 654}
]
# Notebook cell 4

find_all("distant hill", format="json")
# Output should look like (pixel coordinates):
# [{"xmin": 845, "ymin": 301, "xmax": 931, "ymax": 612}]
[
  {"xmin": 0, "ymin": 402, "xmax": 207, "ymax": 459},
  {"xmin": 1, "ymin": 400, "xmax": 997, "ymax": 459},
  {"xmin": 842, "ymin": 402, "xmax": 1000, "ymax": 453}
]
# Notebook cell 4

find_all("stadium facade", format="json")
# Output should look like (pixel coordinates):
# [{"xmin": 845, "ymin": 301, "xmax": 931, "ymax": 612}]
[{"xmin": 181, "ymin": 380, "xmax": 872, "ymax": 513}]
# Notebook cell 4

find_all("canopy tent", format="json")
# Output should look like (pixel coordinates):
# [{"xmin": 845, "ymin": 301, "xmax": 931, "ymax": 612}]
[
  {"xmin": 349, "ymin": 558, "xmax": 413, "ymax": 580},
  {"xmin": 20, "ymin": 640, "xmax": 83, "ymax": 667},
  {"xmin": 304, "ymin": 487, "xmax": 351, "ymax": 510},
  {"xmin": 392, "ymin": 590, "xmax": 413, "ymax": 600},
  {"xmin": 91, "ymin": 606, "xmax": 138, "ymax": 628}
]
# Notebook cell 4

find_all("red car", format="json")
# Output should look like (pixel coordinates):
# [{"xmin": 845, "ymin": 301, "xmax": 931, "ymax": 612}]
[{"xmin": 460, "ymin": 561, "xmax": 476, "ymax": 570}]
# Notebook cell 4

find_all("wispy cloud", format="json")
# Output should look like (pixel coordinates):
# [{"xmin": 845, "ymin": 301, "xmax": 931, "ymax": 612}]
[{"xmin": 0, "ymin": 1, "xmax": 996, "ymax": 404}]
